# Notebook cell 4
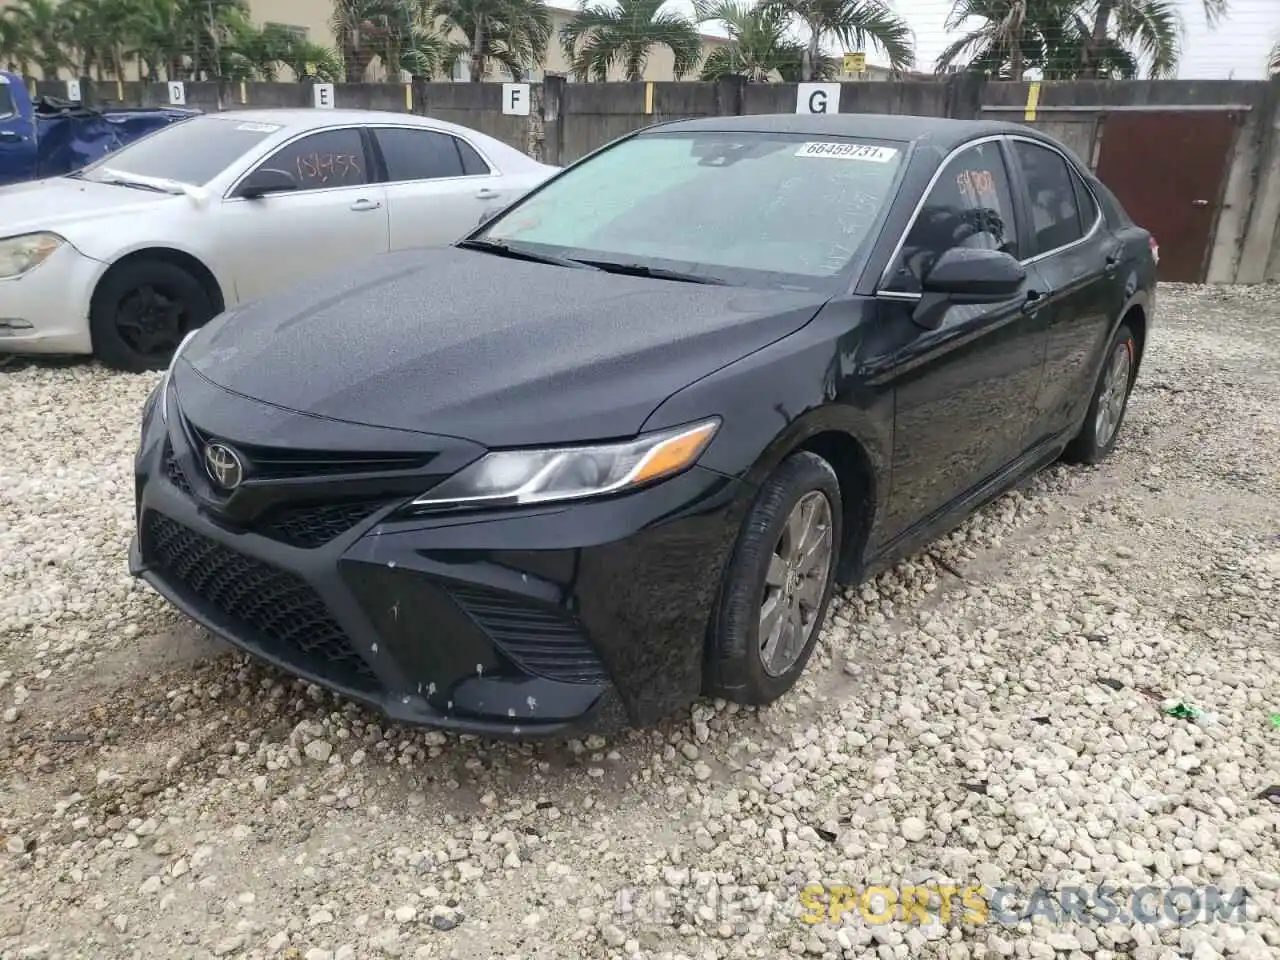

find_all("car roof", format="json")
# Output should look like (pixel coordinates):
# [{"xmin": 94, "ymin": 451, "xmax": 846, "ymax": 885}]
[
  {"xmin": 647, "ymin": 113, "xmax": 1042, "ymax": 150},
  {"xmin": 198, "ymin": 107, "xmax": 492, "ymax": 141}
]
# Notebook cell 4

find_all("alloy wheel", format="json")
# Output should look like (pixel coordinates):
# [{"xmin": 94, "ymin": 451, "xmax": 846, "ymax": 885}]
[
  {"xmin": 759, "ymin": 490, "xmax": 834, "ymax": 677},
  {"xmin": 1094, "ymin": 339, "xmax": 1133, "ymax": 448}
]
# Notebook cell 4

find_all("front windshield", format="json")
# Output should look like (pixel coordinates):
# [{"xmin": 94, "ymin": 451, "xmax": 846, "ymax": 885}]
[
  {"xmin": 77, "ymin": 115, "xmax": 283, "ymax": 187},
  {"xmin": 476, "ymin": 130, "xmax": 908, "ymax": 289}
]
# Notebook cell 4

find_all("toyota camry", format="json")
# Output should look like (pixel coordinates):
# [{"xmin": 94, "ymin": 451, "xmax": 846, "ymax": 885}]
[{"xmin": 129, "ymin": 113, "xmax": 1157, "ymax": 737}]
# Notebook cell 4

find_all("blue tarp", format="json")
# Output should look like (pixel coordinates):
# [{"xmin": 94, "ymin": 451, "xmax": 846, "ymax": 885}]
[{"xmin": 32, "ymin": 104, "xmax": 199, "ymax": 178}]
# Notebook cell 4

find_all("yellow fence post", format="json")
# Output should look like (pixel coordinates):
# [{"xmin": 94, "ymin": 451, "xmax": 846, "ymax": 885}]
[{"xmin": 1024, "ymin": 82, "xmax": 1041, "ymax": 121}]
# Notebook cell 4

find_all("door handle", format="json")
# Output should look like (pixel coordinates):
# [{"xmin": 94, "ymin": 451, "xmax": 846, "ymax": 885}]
[
  {"xmin": 0, "ymin": 130, "xmax": 23, "ymax": 143},
  {"xmin": 1104, "ymin": 252, "xmax": 1121, "ymax": 274},
  {"xmin": 1191, "ymin": 199, "xmax": 1209, "ymax": 207},
  {"xmin": 1021, "ymin": 289, "xmax": 1044, "ymax": 314},
  {"xmin": 475, "ymin": 188, "xmax": 500, "ymax": 200},
  {"xmin": 349, "ymin": 198, "xmax": 381, "ymax": 212}
]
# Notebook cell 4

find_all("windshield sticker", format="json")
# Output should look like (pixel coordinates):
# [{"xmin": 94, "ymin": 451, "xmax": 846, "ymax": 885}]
[
  {"xmin": 795, "ymin": 142, "xmax": 898, "ymax": 162},
  {"xmin": 234, "ymin": 122, "xmax": 282, "ymax": 133}
]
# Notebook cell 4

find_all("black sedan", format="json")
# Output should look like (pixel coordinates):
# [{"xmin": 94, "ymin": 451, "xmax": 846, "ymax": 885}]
[{"xmin": 129, "ymin": 113, "xmax": 1157, "ymax": 737}]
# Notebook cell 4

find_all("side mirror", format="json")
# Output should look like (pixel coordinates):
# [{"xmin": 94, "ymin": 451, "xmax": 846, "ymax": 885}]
[
  {"xmin": 237, "ymin": 168, "xmax": 297, "ymax": 200},
  {"xmin": 911, "ymin": 247, "xmax": 1026, "ymax": 330},
  {"xmin": 922, "ymin": 246, "xmax": 1025, "ymax": 300}
]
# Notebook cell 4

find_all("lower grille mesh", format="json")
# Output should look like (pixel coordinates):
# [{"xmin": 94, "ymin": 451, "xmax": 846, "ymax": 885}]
[
  {"xmin": 446, "ymin": 583, "xmax": 608, "ymax": 684},
  {"xmin": 163, "ymin": 442, "xmax": 193, "ymax": 496},
  {"xmin": 259, "ymin": 500, "xmax": 390, "ymax": 549},
  {"xmin": 142, "ymin": 512, "xmax": 379, "ymax": 692}
]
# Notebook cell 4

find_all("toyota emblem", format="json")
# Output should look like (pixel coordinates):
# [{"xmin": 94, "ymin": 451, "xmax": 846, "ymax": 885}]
[{"xmin": 203, "ymin": 442, "xmax": 244, "ymax": 490}]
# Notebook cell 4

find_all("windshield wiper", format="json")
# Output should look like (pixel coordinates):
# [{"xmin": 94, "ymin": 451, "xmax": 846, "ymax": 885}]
[
  {"xmin": 455, "ymin": 238, "xmax": 597, "ymax": 270},
  {"xmin": 87, "ymin": 167, "xmax": 189, "ymax": 194},
  {"xmin": 91, "ymin": 176, "xmax": 174, "ymax": 193},
  {"xmin": 567, "ymin": 259, "xmax": 726, "ymax": 285}
]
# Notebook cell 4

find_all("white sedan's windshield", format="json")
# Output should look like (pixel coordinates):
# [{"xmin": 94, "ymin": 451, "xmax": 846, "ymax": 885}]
[
  {"xmin": 479, "ymin": 131, "xmax": 907, "ymax": 288},
  {"xmin": 78, "ymin": 116, "xmax": 283, "ymax": 187}
]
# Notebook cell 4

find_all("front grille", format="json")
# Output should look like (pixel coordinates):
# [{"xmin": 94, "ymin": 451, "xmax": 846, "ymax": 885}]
[
  {"xmin": 142, "ymin": 512, "xmax": 379, "ymax": 692},
  {"xmin": 446, "ymin": 584, "xmax": 609, "ymax": 684},
  {"xmin": 258, "ymin": 500, "xmax": 391, "ymax": 549},
  {"xmin": 163, "ymin": 441, "xmax": 193, "ymax": 496},
  {"xmin": 184, "ymin": 418, "xmax": 428, "ymax": 480}
]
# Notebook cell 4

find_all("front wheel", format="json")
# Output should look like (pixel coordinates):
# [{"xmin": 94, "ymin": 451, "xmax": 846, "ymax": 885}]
[
  {"xmin": 1062, "ymin": 322, "xmax": 1138, "ymax": 464},
  {"xmin": 705, "ymin": 451, "xmax": 842, "ymax": 706},
  {"xmin": 90, "ymin": 260, "xmax": 214, "ymax": 373}
]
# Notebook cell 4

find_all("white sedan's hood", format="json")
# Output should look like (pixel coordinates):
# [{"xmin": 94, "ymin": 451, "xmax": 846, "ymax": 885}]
[{"xmin": 0, "ymin": 176, "xmax": 182, "ymax": 239}]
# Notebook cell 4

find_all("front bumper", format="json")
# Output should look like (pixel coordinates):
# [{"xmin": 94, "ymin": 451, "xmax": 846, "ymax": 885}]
[
  {"xmin": 0, "ymin": 242, "xmax": 102, "ymax": 355},
  {"xmin": 129, "ymin": 374, "xmax": 745, "ymax": 737}
]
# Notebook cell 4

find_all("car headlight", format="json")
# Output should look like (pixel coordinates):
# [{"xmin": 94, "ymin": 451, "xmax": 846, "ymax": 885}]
[
  {"xmin": 0, "ymin": 232, "xmax": 65, "ymax": 280},
  {"xmin": 410, "ymin": 418, "xmax": 721, "ymax": 511},
  {"xmin": 159, "ymin": 329, "xmax": 201, "ymax": 424}
]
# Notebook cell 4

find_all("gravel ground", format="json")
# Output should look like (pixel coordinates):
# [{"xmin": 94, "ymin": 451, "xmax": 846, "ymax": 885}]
[{"xmin": 0, "ymin": 282, "xmax": 1278, "ymax": 960}]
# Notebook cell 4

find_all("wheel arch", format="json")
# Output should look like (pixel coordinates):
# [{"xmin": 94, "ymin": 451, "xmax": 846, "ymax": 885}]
[
  {"xmin": 89, "ymin": 247, "xmax": 227, "ymax": 322},
  {"xmin": 1121, "ymin": 300, "xmax": 1148, "ymax": 376},
  {"xmin": 736, "ymin": 410, "xmax": 885, "ymax": 584}
]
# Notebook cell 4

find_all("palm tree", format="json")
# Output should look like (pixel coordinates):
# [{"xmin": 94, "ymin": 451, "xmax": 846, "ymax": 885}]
[
  {"xmin": 935, "ymin": 0, "xmax": 1052, "ymax": 80},
  {"xmin": 432, "ymin": 0, "xmax": 551, "ymax": 81},
  {"xmin": 760, "ymin": 0, "xmax": 912, "ymax": 81},
  {"xmin": 937, "ymin": 0, "xmax": 1179, "ymax": 79},
  {"xmin": 694, "ymin": 0, "xmax": 830, "ymax": 81},
  {"xmin": 5, "ymin": 0, "xmax": 71, "ymax": 78},
  {"xmin": 1081, "ymin": 0, "xmax": 1219, "ymax": 77},
  {"xmin": 560, "ymin": 0, "xmax": 702, "ymax": 81},
  {"xmin": 0, "ymin": 13, "xmax": 37, "ymax": 75}
]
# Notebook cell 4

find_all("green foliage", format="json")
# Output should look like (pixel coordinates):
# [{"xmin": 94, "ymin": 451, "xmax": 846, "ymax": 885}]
[
  {"xmin": 758, "ymin": 0, "xmax": 913, "ymax": 81},
  {"xmin": 694, "ymin": 0, "xmax": 834, "ymax": 81},
  {"xmin": 935, "ymin": 0, "xmax": 1220, "ymax": 81},
  {"xmin": 560, "ymin": 0, "xmax": 702, "ymax": 82}
]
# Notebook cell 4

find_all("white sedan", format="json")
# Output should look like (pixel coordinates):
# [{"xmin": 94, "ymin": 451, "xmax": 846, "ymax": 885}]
[{"xmin": 0, "ymin": 109, "xmax": 558, "ymax": 371}]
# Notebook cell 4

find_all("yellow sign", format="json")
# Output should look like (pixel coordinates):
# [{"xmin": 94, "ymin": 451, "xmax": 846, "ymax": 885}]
[{"xmin": 842, "ymin": 52, "xmax": 866, "ymax": 74}]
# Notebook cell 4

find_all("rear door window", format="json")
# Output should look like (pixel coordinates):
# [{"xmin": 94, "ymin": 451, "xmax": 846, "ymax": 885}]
[
  {"xmin": 374, "ymin": 127, "xmax": 470, "ymax": 182},
  {"xmin": 1012, "ymin": 140, "xmax": 1086, "ymax": 256}
]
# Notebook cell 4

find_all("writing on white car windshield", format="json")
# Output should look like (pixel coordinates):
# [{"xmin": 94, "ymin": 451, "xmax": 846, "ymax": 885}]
[
  {"xmin": 478, "ymin": 130, "xmax": 906, "ymax": 289},
  {"xmin": 76, "ymin": 116, "xmax": 282, "ymax": 188}
]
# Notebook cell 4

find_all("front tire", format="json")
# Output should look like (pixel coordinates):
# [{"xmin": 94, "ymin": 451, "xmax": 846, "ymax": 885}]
[
  {"xmin": 90, "ymin": 260, "xmax": 214, "ymax": 373},
  {"xmin": 1062, "ymin": 322, "xmax": 1138, "ymax": 464},
  {"xmin": 705, "ymin": 451, "xmax": 842, "ymax": 706}
]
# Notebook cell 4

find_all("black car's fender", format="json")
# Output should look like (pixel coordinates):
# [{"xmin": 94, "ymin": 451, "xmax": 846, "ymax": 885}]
[{"xmin": 641, "ymin": 303, "xmax": 892, "ymax": 576}]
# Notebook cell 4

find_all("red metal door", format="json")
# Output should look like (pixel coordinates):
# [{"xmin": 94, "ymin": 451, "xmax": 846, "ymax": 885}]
[{"xmin": 1094, "ymin": 111, "xmax": 1239, "ymax": 283}]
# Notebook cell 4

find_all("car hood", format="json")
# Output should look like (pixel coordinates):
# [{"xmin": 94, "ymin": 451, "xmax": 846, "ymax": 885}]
[
  {"xmin": 183, "ymin": 247, "xmax": 830, "ymax": 447},
  {"xmin": 0, "ymin": 176, "xmax": 179, "ymax": 237}
]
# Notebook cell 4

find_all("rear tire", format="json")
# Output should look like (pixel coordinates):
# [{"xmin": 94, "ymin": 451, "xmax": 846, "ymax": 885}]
[
  {"xmin": 1062, "ymin": 322, "xmax": 1138, "ymax": 464},
  {"xmin": 705, "ymin": 451, "xmax": 842, "ymax": 706},
  {"xmin": 90, "ymin": 260, "xmax": 214, "ymax": 373}
]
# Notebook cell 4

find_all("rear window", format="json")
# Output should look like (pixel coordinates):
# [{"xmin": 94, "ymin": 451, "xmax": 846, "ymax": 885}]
[{"xmin": 78, "ymin": 115, "xmax": 282, "ymax": 186}]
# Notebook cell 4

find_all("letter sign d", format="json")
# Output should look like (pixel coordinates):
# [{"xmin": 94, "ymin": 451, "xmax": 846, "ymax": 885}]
[{"xmin": 796, "ymin": 83, "xmax": 841, "ymax": 115}]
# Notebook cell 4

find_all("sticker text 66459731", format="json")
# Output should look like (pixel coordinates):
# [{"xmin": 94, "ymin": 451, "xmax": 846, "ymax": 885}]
[{"xmin": 794, "ymin": 142, "xmax": 898, "ymax": 163}]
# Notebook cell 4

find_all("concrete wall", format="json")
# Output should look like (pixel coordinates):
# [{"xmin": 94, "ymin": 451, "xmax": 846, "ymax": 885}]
[{"xmin": 31, "ymin": 72, "xmax": 1280, "ymax": 284}]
